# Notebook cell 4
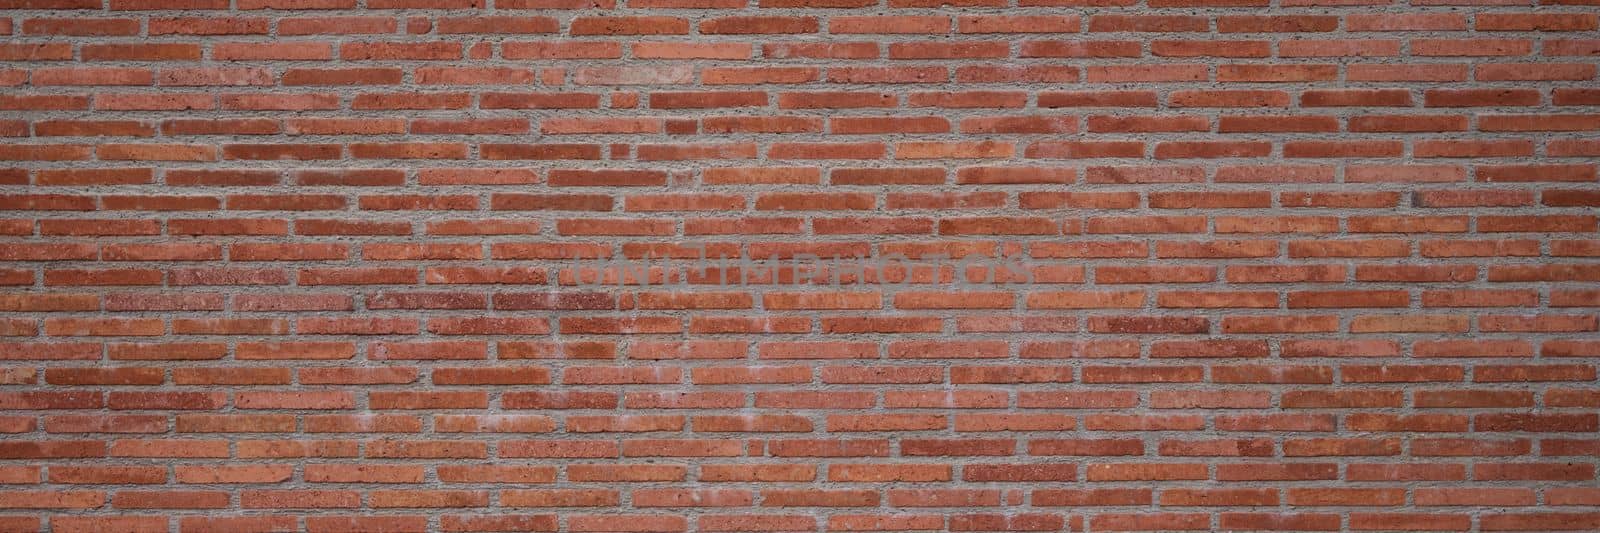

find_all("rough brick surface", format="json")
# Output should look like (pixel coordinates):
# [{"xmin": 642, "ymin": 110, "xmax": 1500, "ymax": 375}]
[{"xmin": 2, "ymin": 0, "xmax": 1600, "ymax": 531}]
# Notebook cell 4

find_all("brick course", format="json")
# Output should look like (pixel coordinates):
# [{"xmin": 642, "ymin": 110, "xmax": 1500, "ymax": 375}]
[{"xmin": 1, "ymin": 1, "xmax": 1599, "ymax": 531}]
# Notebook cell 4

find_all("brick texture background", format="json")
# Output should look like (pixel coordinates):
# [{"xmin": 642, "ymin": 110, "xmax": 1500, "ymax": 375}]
[{"xmin": 2, "ymin": 0, "xmax": 1600, "ymax": 531}]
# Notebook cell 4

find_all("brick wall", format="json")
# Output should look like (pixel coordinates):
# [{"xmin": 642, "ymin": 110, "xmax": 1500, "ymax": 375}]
[{"xmin": 2, "ymin": 0, "xmax": 1600, "ymax": 531}]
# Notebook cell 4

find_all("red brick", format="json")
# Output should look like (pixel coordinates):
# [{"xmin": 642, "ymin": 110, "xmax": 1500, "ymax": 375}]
[{"xmin": 0, "ymin": 3, "xmax": 1589, "ymax": 525}]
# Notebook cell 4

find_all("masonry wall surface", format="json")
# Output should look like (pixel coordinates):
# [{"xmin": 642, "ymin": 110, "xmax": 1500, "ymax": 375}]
[{"xmin": 1, "ymin": 0, "xmax": 1599, "ymax": 531}]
